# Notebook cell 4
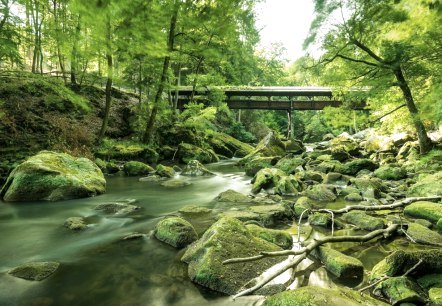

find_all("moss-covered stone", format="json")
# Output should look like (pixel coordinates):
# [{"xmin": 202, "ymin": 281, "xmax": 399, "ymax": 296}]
[
  {"xmin": 0, "ymin": 151, "xmax": 106, "ymax": 202},
  {"xmin": 313, "ymin": 247, "xmax": 364, "ymax": 278},
  {"xmin": 156, "ymin": 164, "xmax": 175, "ymax": 178},
  {"xmin": 284, "ymin": 138, "xmax": 305, "ymax": 154},
  {"xmin": 430, "ymin": 287, "xmax": 442, "ymax": 306},
  {"xmin": 296, "ymin": 170, "xmax": 324, "ymax": 183},
  {"xmin": 438, "ymin": 218, "xmax": 442, "ymax": 231},
  {"xmin": 94, "ymin": 202, "xmax": 140, "ymax": 216},
  {"xmin": 246, "ymin": 224, "xmax": 292, "ymax": 249},
  {"xmin": 406, "ymin": 223, "xmax": 442, "ymax": 245},
  {"xmin": 123, "ymin": 161, "xmax": 154, "ymax": 176},
  {"xmin": 293, "ymin": 196, "xmax": 313, "ymax": 219},
  {"xmin": 336, "ymin": 159, "xmax": 378, "ymax": 175},
  {"xmin": 350, "ymin": 177, "xmax": 385, "ymax": 199},
  {"xmin": 64, "ymin": 217, "xmax": 88, "ymax": 231},
  {"xmin": 262, "ymin": 286, "xmax": 387, "ymax": 306},
  {"xmin": 160, "ymin": 179, "xmax": 191, "ymax": 188},
  {"xmin": 181, "ymin": 217, "xmax": 282, "ymax": 295},
  {"xmin": 339, "ymin": 187, "xmax": 360, "ymax": 197},
  {"xmin": 404, "ymin": 201, "xmax": 442, "ymax": 223},
  {"xmin": 316, "ymin": 160, "xmax": 343, "ymax": 173},
  {"xmin": 244, "ymin": 156, "xmax": 277, "ymax": 176},
  {"xmin": 308, "ymin": 213, "xmax": 332, "ymax": 227},
  {"xmin": 240, "ymin": 132, "xmax": 286, "ymax": 165},
  {"xmin": 215, "ymin": 189, "xmax": 251, "ymax": 203},
  {"xmin": 330, "ymin": 135, "xmax": 360, "ymax": 157},
  {"xmin": 252, "ymin": 168, "xmax": 302, "ymax": 195},
  {"xmin": 341, "ymin": 211, "xmax": 385, "ymax": 231},
  {"xmin": 249, "ymin": 204, "xmax": 294, "ymax": 226},
  {"xmin": 370, "ymin": 250, "xmax": 442, "ymax": 281},
  {"xmin": 217, "ymin": 210, "xmax": 260, "ymax": 223},
  {"xmin": 409, "ymin": 172, "xmax": 442, "ymax": 197},
  {"xmin": 344, "ymin": 193, "xmax": 364, "ymax": 202},
  {"xmin": 274, "ymin": 175, "xmax": 302, "ymax": 195},
  {"xmin": 305, "ymin": 184, "xmax": 337, "ymax": 202},
  {"xmin": 95, "ymin": 140, "xmax": 159, "ymax": 163},
  {"xmin": 181, "ymin": 160, "xmax": 215, "ymax": 176},
  {"xmin": 374, "ymin": 166, "xmax": 407, "ymax": 180},
  {"xmin": 8, "ymin": 262, "xmax": 60, "ymax": 281},
  {"xmin": 373, "ymin": 276, "xmax": 426, "ymax": 305},
  {"xmin": 178, "ymin": 205, "xmax": 212, "ymax": 215},
  {"xmin": 154, "ymin": 217, "xmax": 198, "ymax": 248},
  {"xmin": 208, "ymin": 132, "xmax": 254, "ymax": 158},
  {"xmin": 417, "ymin": 274, "xmax": 442, "ymax": 289},
  {"xmin": 177, "ymin": 143, "xmax": 219, "ymax": 164}
]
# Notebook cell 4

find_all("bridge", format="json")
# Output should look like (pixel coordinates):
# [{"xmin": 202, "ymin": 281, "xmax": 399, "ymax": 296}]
[{"xmin": 171, "ymin": 86, "xmax": 367, "ymax": 137}]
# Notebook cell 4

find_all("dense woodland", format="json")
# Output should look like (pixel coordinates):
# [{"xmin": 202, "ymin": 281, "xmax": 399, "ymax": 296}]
[{"xmin": 0, "ymin": 0, "xmax": 442, "ymax": 305}]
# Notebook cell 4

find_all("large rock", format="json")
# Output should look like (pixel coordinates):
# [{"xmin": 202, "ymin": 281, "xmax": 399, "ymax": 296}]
[
  {"xmin": 246, "ymin": 224, "xmax": 293, "ymax": 249},
  {"xmin": 336, "ymin": 159, "xmax": 378, "ymax": 175},
  {"xmin": 215, "ymin": 189, "xmax": 251, "ymax": 203},
  {"xmin": 429, "ymin": 287, "xmax": 442, "ymax": 306},
  {"xmin": 95, "ymin": 141, "xmax": 159, "ymax": 163},
  {"xmin": 330, "ymin": 135, "xmax": 360, "ymax": 157},
  {"xmin": 176, "ymin": 143, "xmax": 219, "ymax": 164},
  {"xmin": 350, "ymin": 177, "xmax": 385, "ymax": 199},
  {"xmin": 252, "ymin": 168, "xmax": 302, "ymax": 195},
  {"xmin": 64, "ymin": 217, "xmax": 88, "ymax": 231},
  {"xmin": 406, "ymin": 223, "xmax": 442, "ymax": 246},
  {"xmin": 154, "ymin": 217, "xmax": 198, "ymax": 248},
  {"xmin": 208, "ymin": 132, "xmax": 254, "ymax": 158},
  {"xmin": 249, "ymin": 204, "xmax": 294, "ymax": 226},
  {"xmin": 181, "ymin": 160, "xmax": 215, "ymax": 176},
  {"xmin": 240, "ymin": 132, "xmax": 286, "ymax": 164},
  {"xmin": 262, "ymin": 286, "xmax": 387, "ymax": 306},
  {"xmin": 374, "ymin": 165, "xmax": 407, "ymax": 180},
  {"xmin": 181, "ymin": 217, "xmax": 282, "ymax": 295},
  {"xmin": 275, "ymin": 156, "xmax": 305, "ymax": 175},
  {"xmin": 123, "ymin": 161, "xmax": 154, "ymax": 176},
  {"xmin": 373, "ymin": 276, "xmax": 426, "ymax": 305},
  {"xmin": 313, "ymin": 247, "xmax": 364, "ymax": 278},
  {"xmin": 341, "ymin": 211, "xmax": 385, "ymax": 231},
  {"xmin": 94, "ymin": 202, "xmax": 140, "ymax": 216},
  {"xmin": 409, "ymin": 172, "xmax": 442, "ymax": 196},
  {"xmin": 244, "ymin": 156, "xmax": 277, "ymax": 176},
  {"xmin": 404, "ymin": 201, "xmax": 442, "ymax": 223},
  {"xmin": 370, "ymin": 250, "xmax": 442, "ymax": 281},
  {"xmin": 305, "ymin": 184, "xmax": 337, "ymax": 202},
  {"xmin": 284, "ymin": 138, "xmax": 305, "ymax": 154},
  {"xmin": 0, "ymin": 151, "xmax": 106, "ymax": 202},
  {"xmin": 155, "ymin": 164, "xmax": 175, "ymax": 178},
  {"xmin": 8, "ymin": 262, "xmax": 60, "ymax": 281}
]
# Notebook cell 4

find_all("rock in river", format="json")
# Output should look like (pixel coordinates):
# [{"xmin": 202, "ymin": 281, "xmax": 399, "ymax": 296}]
[
  {"xmin": 0, "ymin": 151, "xmax": 106, "ymax": 202},
  {"xmin": 154, "ymin": 217, "xmax": 198, "ymax": 248},
  {"xmin": 8, "ymin": 262, "xmax": 60, "ymax": 281},
  {"xmin": 181, "ymin": 217, "xmax": 282, "ymax": 295}
]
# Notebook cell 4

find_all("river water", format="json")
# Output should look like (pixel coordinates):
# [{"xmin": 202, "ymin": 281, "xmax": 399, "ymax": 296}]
[{"xmin": 0, "ymin": 159, "xmax": 421, "ymax": 306}]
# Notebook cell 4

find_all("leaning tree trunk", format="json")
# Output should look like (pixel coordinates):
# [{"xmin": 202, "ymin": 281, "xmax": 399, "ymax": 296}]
[
  {"xmin": 393, "ymin": 67, "xmax": 433, "ymax": 154},
  {"xmin": 97, "ymin": 15, "xmax": 113, "ymax": 144}
]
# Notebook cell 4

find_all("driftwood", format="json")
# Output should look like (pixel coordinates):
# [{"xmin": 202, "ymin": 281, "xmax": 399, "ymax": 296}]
[{"xmin": 223, "ymin": 196, "xmax": 441, "ymax": 299}]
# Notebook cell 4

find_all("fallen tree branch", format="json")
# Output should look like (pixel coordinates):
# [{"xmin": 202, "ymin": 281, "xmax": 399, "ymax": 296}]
[
  {"xmin": 225, "ymin": 224, "xmax": 400, "ymax": 299},
  {"xmin": 311, "ymin": 196, "xmax": 441, "ymax": 215}
]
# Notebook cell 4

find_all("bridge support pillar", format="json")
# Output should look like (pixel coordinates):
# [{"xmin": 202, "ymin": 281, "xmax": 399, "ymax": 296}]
[{"xmin": 287, "ymin": 110, "xmax": 293, "ymax": 139}]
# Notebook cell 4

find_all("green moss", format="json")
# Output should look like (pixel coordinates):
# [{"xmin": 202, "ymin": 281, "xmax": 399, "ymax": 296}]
[
  {"xmin": 305, "ymin": 184, "xmax": 337, "ymax": 202},
  {"xmin": 309, "ymin": 213, "xmax": 332, "ymax": 227},
  {"xmin": 0, "ymin": 151, "xmax": 105, "ymax": 202},
  {"xmin": 314, "ymin": 247, "xmax": 364, "ymax": 278},
  {"xmin": 293, "ymin": 196, "xmax": 313, "ymax": 218},
  {"xmin": 123, "ymin": 161, "xmax": 154, "ymax": 176},
  {"xmin": 181, "ymin": 217, "xmax": 282, "ymax": 295},
  {"xmin": 417, "ymin": 274, "xmax": 442, "ymax": 289},
  {"xmin": 275, "ymin": 156, "xmax": 306, "ymax": 175},
  {"xmin": 215, "ymin": 189, "xmax": 251, "ymax": 203},
  {"xmin": 406, "ymin": 223, "xmax": 442, "ymax": 245},
  {"xmin": 240, "ymin": 132, "xmax": 286, "ymax": 165},
  {"xmin": 8, "ymin": 262, "xmax": 60, "ymax": 281},
  {"xmin": 244, "ymin": 156, "xmax": 276, "ymax": 176},
  {"xmin": 246, "ymin": 224, "xmax": 293, "ymax": 249},
  {"xmin": 177, "ymin": 143, "xmax": 219, "ymax": 164},
  {"xmin": 263, "ymin": 286, "xmax": 387, "ymax": 306},
  {"xmin": 95, "ymin": 139, "xmax": 159, "ymax": 163},
  {"xmin": 156, "ymin": 164, "xmax": 175, "ymax": 178},
  {"xmin": 374, "ymin": 166, "xmax": 407, "ymax": 180},
  {"xmin": 373, "ymin": 276, "xmax": 426, "ymax": 305},
  {"xmin": 438, "ymin": 218, "xmax": 442, "ymax": 231},
  {"xmin": 209, "ymin": 132, "xmax": 254, "ymax": 158},
  {"xmin": 341, "ymin": 211, "xmax": 385, "ymax": 231},
  {"xmin": 429, "ymin": 287, "xmax": 442, "ymax": 306},
  {"xmin": 154, "ymin": 217, "xmax": 198, "ymax": 248},
  {"xmin": 404, "ymin": 201, "xmax": 442, "ymax": 223},
  {"xmin": 336, "ymin": 159, "xmax": 377, "ymax": 175},
  {"xmin": 409, "ymin": 172, "xmax": 442, "ymax": 197}
]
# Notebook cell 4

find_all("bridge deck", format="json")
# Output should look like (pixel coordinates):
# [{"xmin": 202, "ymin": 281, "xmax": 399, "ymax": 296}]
[{"xmin": 172, "ymin": 86, "xmax": 366, "ymax": 111}]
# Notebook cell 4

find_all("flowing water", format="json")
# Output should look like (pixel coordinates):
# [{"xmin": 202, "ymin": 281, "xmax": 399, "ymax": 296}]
[{"xmin": 0, "ymin": 159, "xmax": 415, "ymax": 306}]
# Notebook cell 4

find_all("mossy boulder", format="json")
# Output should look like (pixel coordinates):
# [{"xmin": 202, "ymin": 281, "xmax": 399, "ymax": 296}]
[
  {"xmin": 438, "ymin": 218, "xmax": 442, "ymax": 231},
  {"xmin": 341, "ymin": 211, "xmax": 385, "ymax": 231},
  {"xmin": 350, "ymin": 177, "xmax": 385, "ymax": 199},
  {"xmin": 275, "ymin": 156, "xmax": 306, "ymax": 175},
  {"xmin": 313, "ymin": 247, "xmax": 364, "ymax": 278},
  {"xmin": 95, "ymin": 140, "xmax": 159, "ymax": 163},
  {"xmin": 284, "ymin": 138, "xmax": 305, "ymax": 154},
  {"xmin": 156, "ymin": 164, "xmax": 175, "ymax": 178},
  {"xmin": 251, "ymin": 168, "xmax": 302, "ymax": 195},
  {"xmin": 370, "ymin": 250, "xmax": 442, "ymax": 281},
  {"xmin": 404, "ymin": 201, "xmax": 442, "ymax": 223},
  {"xmin": 293, "ymin": 196, "xmax": 313, "ymax": 219},
  {"xmin": 246, "ymin": 224, "xmax": 292, "ymax": 249},
  {"xmin": 64, "ymin": 217, "xmax": 88, "ymax": 231},
  {"xmin": 429, "ymin": 287, "xmax": 442, "ymax": 306},
  {"xmin": 94, "ymin": 202, "xmax": 140, "ymax": 216},
  {"xmin": 181, "ymin": 217, "xmax": 283, "ymax": 295},
  {"xmin": 296, "ymin": 170, "xmax": 324, "ymax": 183},
  {"xmin": 373, "ymin": 276, "xmax": 426, "ymax": 305},
  {"xmin": 176, "ymin": 143, "xmax": 219, "ymax": 164},
  {"xmin": 154, "ymin": 217, "xmax": 198, "ymax": 248},
  {"xmin": 240, "ymin": 132, "xmax": 286, "ymax": 165},
  {"xmin": 330, "ymin": 135, "xmax": 360, "ymax": 156},
  {"xmin": 160, "ymin": 179, "xmax": 191, "ymax": 188},
  {"xmin": 208, "ymin": 132, "xmax": 254, "ymax": 158},
  {"xmin": 406, "ymin": 223, "xmax": 442, "ymax": 246},
  {"xmin": 8, "ymin": 262, "xmax": 60, "ymax": 281},
  {"xmin": 316, "ymin": 160, "xmax": 342, "ymax": 173},
  {"xmin": 409, "ymin": 172, "xmax": 442, "ymax": 196},
  {"xmin": 0, "ymin": 151, "xmax": 106, "ymax": 202},
  {"xmin": 305, "ymin": 184, "xmax": 337, "ymax": 202},
  {"xmin": 344, "ymin": 193, "xmax": 364, "ymax": 202},
  {"xmin": 249, "ymin": 203, "xmax": 294, "ymax": 226},
  {"xmin": 262, "ymin": 286, "xmax": 387, "ymax": 306},
  {"xmin": 336, "ymin": 159, "xmax": 378, "ymax": 175},
  {"xmin": 308, "ymin": 213, "xmax": 333, "ymax": 228},
  {"xmin": 374, "ymin": 166, "xmax": 407, "ymax": 180},
  {"xmin": 178, "ymin": 205, "xmax": 212, "ymax": 216},
  {"xmin": 215, "ymin": 189, "xmax": 251, "ymax": 203},
  {"xmin": 123, "ymin": 161, "xmax": 154, "ymax": 176},
  {"xmin": 244, "ymin": 156, "xmax": 277, "ymax": 177},
  {"xmin": 417, "ymin": 274, "xmax": 442, "ymax": 289},
  {"xmin": 181, "ymin": 160, "xmax": 215, "ymax": 176}
]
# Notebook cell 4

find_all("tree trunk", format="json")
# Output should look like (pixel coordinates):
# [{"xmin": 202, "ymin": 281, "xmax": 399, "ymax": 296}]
[
  {"xmin": 97, "ymin": 15, "xmax": 113, "ymax": 144},
  {"xmin": 70, "ymin": 16, "xmax": 80, "ymax": 86},
  {"xmin": 393, "ymin": 67, "xmax": 433, "ymax": 154},
  {"xmin": 142, "ymin": 2, "xmax": 178, "ymax": 144}
]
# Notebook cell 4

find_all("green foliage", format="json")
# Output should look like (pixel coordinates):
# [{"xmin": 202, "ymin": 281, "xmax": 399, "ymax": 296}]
[{"xmin": 179, "ymin": 103, "xmax": 217, "ymax": 131}]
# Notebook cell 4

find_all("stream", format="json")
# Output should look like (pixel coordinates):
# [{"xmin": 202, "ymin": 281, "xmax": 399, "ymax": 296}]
[{"xmin": 0, "ymin": 159, "xmax": 421, "ymax": 306}]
